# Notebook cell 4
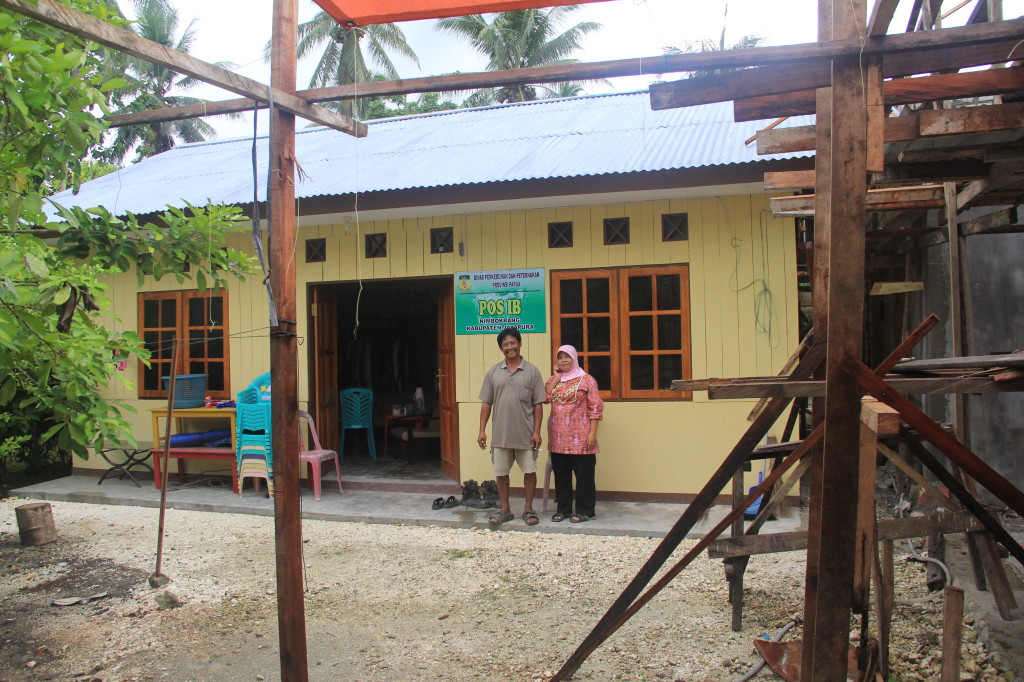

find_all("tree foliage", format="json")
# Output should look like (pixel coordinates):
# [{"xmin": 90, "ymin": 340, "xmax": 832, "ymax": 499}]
[
  {"xmin": 436, "ymin": 6, "xmax": 606, "ymax": 106},
  {"xmin": 282, "ymin": 12, "xmax": 419, "ymax": 120},
  {"xmin": 98, "ymin": 0, "xmax": 235, "ymax": 164},
  {"xmin": 0, "ymin": 1, "xmax": 255, "ymax": 471}
]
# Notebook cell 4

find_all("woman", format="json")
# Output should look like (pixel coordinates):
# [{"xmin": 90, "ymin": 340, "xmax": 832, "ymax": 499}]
[{"xmin": 545, "ymin": 344, "xmax": 604, "ymax": 523}]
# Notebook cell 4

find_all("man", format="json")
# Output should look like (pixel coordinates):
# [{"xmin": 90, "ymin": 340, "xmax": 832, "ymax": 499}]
[{"xmin": 478, "ymin": 326, "xmax": 546, "ymax": 526}]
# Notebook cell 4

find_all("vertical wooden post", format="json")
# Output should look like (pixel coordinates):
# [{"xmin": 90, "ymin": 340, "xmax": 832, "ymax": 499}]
[
  {"xmin": 269, "ymin": 0, "xmax": 307, "ymax": 680},
  {"xmin": 941, "ymin": 586, "xmax": 965, "ymax": 682},
  {"xmin": 803, "ymin": 0, "xmax": 834, "ymax": 651},
  {"xmin": 803, "ymin": 0, "xmax": 869, "ymax": 676}
]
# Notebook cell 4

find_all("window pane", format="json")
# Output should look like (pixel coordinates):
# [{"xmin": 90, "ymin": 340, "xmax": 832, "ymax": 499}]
[
  {"xmin": 587, "ymin": 317, "xmax": 611, "ymax": 352},
  {"xmin": 587, "ymin": 356, "xmax": 611, "ymax": 390},
  {"xmin": 160, "ymin": 299, "xmax": 176, "ymax": 327},
  {"xmin": 628, "ymin": 276, "xmax": 652, "ymax": 311},
  {"xmin": 656, "ymin": 274, "xmax": 681, "ymax": 310},
  {"xmin": 630, "ymin": 356, "xmax": 654, "ymax": 390},
  {"xmin": 630, "ymin": 315, "xmax": 653, "ymax": 351},
  {"xmin": 560, "ymin": 279, "xmax": 583, "ymax": 314},
  {"xmin": 209, "ymin": 297, "xmax": 223, "ymax": 326},
  {"xmin": 160, "ymin": 331, "xmax": 175, "ymax": 359},
  {"xmin": 586, "ymin": 278, "xmax": 609, "ymax": 313},
  {"xmin": 144, "ymin": 331, "xmax": 160, "ymax": 356},
  {"xmin": 658, "ymin": 314, "xmax": 682, "ymax": 350},
  {"xmin": 208, "ymin": 334, "xmax": 224, "ymax": 359},
  {"xmin": 189, "ymin": 361, "xmax": 205, "ymax": 375},
  {"xmin": 658, "ymin": 354, "xmax": 683, "ymax": 390},
  {"xmin": 208, "ymin": 363, "xmax": 225, "ymax": 391},
  {"xmin": 190, "ymin": 329, "xmax": 206, "ymax": 357},
  {"xmin": 143, "ymin": 363, "xmax": 160, "ymax": 391},
  {"xmin": 188, "ymin": 297, "xmax": 206, "ymax": 326},
  {"xmin": 560, "ymin": 318, "xmax": 583, "ymax": 349},
  {"xmin": 143, "ymin": 300, "xmax": 159, "ymax": 328}
]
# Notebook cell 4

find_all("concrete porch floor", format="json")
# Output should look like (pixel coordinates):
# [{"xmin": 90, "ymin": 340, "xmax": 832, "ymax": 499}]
[{"xmin": 11, "ymin": 470, "xmax": 804, "ymax": 539}]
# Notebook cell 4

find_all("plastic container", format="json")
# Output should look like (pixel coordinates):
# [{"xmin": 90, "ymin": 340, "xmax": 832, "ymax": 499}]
[{"xmin": 161, "ymin": 374, "xmax": 208, "ymax": 409}]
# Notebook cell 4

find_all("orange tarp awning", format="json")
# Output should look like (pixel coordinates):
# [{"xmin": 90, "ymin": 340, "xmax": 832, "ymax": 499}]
[{"xmin": 311, "ymin": 0, "xmax": 610, "ymax": 26}]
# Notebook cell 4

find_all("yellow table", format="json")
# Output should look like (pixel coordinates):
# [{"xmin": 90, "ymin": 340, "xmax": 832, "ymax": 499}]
[{"xmin": 149, "ymin": 407, "xmax": 237, "ymax": 491}]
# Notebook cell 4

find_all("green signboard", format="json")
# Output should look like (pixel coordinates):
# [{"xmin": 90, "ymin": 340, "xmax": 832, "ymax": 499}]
[{"xmin": 454, "ymin": 268, "xmax": 546, "ymax": 335}]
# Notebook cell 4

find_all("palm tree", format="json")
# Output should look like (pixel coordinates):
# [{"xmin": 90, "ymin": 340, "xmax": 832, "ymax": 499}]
[
  {"xmin": 436, "ymin": 6, "xmax": 606, "ymax": 106},
  {"xmin": 663, "ymin": 5, "xmax": 765, "ymax": 80},
  {"xmin": 99, "ymin": 0, "xmax": 234, "ymax": 164},
  {"xmin": 283, "ymin": 13, "xmax": 419, "ymax": 120}
]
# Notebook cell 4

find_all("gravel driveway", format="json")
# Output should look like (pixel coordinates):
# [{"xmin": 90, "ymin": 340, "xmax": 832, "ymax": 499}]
[{"xmin": 0, "ymin": 498, "xmax": 1013, "ymax": 681}]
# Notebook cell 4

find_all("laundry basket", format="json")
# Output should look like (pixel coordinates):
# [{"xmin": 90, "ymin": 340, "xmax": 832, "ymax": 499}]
[{"xmin": 162, "ymin": 374, "xmax": 208, "ymax": 408}]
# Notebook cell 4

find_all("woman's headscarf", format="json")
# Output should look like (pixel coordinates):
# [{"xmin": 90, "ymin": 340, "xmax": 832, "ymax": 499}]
[{"xmin": 556, "ymin": 344, "xmax": 586, "ymax": 382}]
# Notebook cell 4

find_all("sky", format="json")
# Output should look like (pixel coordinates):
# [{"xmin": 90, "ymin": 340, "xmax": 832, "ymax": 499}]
[{"xmin": 136, "ymin": 0, "xmax": 1023, "ymax": 141}]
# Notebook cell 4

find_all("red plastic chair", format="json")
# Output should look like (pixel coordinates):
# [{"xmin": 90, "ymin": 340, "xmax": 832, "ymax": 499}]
[{"xmin": 298, "ymin": 410, "xmax": 343, "ymax": 501}]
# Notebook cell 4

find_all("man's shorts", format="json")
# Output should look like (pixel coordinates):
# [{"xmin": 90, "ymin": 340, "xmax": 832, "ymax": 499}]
[{"xmin": 490, "ymin": 447, "xmax": 538, "ymax": 476}]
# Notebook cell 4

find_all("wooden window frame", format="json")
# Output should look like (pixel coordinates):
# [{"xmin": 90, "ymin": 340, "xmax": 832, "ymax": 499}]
[
  {"xmin": 305, "ymin": 237, "xmax": 327, "ymax": 263},
  {"xmin": 430, "ymin": 226, "xmax": 454, "ymax": 254},
  {"xmin": 551, "ymin": 265, "xmax": 691, "ymax": 400},
  {"xmin": 547, "ymin": 221, "xmax": 573, "ymax": 248},
  {"xmin": 138, "ymin": 290, "xmax": 231, "ymax": 400}
]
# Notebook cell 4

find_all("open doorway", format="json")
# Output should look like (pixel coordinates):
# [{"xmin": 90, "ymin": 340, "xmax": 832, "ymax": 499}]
[{"xmin": 308, "ymin": 277, "xmax": 458, "ymax": 482}]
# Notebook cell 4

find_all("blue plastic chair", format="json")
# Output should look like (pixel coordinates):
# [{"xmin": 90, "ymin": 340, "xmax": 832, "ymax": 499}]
[{"xmin": 339, "ymin": 388, "xmax": 376, "ymax": 461}]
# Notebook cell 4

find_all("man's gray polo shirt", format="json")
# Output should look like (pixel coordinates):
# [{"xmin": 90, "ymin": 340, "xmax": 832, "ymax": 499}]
[{"xmin": 479, "ymin": 358, "xmax": 546, "ymax": 449}]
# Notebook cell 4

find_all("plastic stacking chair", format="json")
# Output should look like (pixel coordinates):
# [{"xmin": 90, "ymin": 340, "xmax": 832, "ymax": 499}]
[
  {"xmin": 338, "ymin": 388, "xmax": 376, "ymax": 461},
  {"xmin": 298, "ymin": 411, "xmax": 342, "ymax": 501},
  {"xmin": 237, "ymin": 377, "xmax": 273, "ymax": 497}
]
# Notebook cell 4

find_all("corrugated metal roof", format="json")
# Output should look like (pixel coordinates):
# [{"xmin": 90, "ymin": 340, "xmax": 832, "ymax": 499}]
[{"xmin": 49, "ymin": 91, "xmax": 814, "ymax": 217}]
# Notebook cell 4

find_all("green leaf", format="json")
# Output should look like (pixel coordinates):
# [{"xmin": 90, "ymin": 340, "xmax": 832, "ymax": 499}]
[
  {"xmin": 24, "ymin": 253, "xmax": 48, "ymax": 277},
  {"xmin": 41, "ymin": 422, "xmax": 64, "ymax": 444},
  {"xmin": 0, "ymin": 376, "xmax": 16, "ymax": 405}
]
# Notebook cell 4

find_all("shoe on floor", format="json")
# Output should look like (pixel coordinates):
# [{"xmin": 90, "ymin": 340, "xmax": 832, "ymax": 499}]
[
  {"xmin": 569, "ymin": 514, "xmax": 596, "ymax": 523},
  {"xmin": 489, "ymin": 510, "xmax": 514, "ymax": 525}
]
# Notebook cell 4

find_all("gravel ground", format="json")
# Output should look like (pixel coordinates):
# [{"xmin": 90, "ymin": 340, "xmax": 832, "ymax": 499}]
[{"xmin": 0, "ymin": 497, "xmax": 1015, "ymax": 681}]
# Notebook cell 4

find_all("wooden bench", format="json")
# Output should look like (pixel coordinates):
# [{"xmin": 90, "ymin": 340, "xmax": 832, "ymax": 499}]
[{"xmin": 151, "ymin": 447, "xmax": 238, "ymax": 493}]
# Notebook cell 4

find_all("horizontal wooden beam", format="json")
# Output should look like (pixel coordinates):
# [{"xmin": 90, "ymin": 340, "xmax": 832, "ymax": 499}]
[
  {"xmin": 107, "ymin": 16, "xmax": 1024, "ymax": 127},
  {"xmin": 869, "ymin": 281, "xmax": 925, "ymax": 296},
  {"xmin": 771, "ymin": 185, "xmax": 945, "ymax": 216},
  {"xmin": 758, "ymin": 102, "xmax": 1024, "ymax": 155},
  {"xmin": 735, "ymin": 52, "xmax": 1024, "ymax": 121},
  {"xmin": 891, "ymin": 353, "xmax": 1024, "ymax": 372},
  {"xmin": 764, "ymin": 160, "xmax": 992, "ymax": 191},
  {"xmin": 707, "ymin": 511, "xmax": 982, "ymax": 559},
  {"xmin": 669, "ymin": 374, "xmax": 1022, "ymax": 398},
  {"xmin": 0, "ymin": 0, "xmax": 366, "ymax": 136},
  {"xmin": 657, "ymin": 39, "xmax": 1024, "ymax": 114}
]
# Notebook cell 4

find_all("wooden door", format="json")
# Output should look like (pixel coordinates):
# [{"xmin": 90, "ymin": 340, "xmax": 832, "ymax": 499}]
[
  {"xmin": 437, "ymin": 282, "xmax": 459, "ymax": 481},
  {"xmin": 310, "ymin": 285, "xmax": 339, "ymax": 451}
]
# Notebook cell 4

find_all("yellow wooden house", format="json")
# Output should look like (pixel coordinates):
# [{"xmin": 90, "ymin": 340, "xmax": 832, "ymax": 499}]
[{"xmin": 53, "ymin": 91, "xmax": 814, "ymax": 499}]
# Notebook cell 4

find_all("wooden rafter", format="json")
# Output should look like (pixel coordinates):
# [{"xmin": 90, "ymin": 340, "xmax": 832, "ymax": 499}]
[
  {"xmin": 103, "ymin": 16, "xmax": 1024, "ymax": 128},
  {"xmin": 651, "ymin": 37, "xmax": 1022, "ymax": 112},
  {"xmin": 0, "ymin": 0, "xmax": 366, "ymax": 136},
  {"xmin": 757, "ymin": 102, "xmax": 1024, "ymax": 154}
]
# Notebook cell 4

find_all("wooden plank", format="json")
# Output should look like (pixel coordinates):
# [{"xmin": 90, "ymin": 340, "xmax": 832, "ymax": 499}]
[
  {"xmin": 707, "ymin": 511, "xmax": 984, "ymax": 558},
  {"xmin": 941, "ymin": 587, "xmax": 965, "ymax": 682},
  {"xmin": 844, "ymin": 357, "xmax": 1024, "ymax": 519},
  {"xmin": 764, "ymin": 170, "xmax": 817, "ymax": 190},
  {"xmin": 874, "ymin": 539, "xmax": 895, "ymax": 678},
  {"xmin": 892, "ymin": 353, "xmax": 1024, "ymax": 371},
  {"xmin": 771, "ymin": 185, "xmax": 945, "ymax": 216},
  {"xmin": 923, "ymin": 100, "xmax": 1024, "ymax": 135},
  {"xmin": 868, "ymin": 0, "xmax": 901, "ymax": 35},
  {"xmin": 104, "ymin": 19, "xmax": 1024, "ymax": 127},
  {"xmin": 0, "ymin": 0, "xmax": 364, "ymax": 136},
  {"xmin": 866, "ymin": 59, "xmax": 885, "ymax": 173},
  {"xmin": 861, "ymin": 400, "xmax": 900, "ymax": 435},
  {"xmin": 654, "ymin": 39, "xmax": 1024, "ymax": 112},
  {"xmin": 869, "ymin": 281, "xmax": 925, "ymax": 295},
  {"xmin": 737, "ymin": 62, "xmax": 1024, "ymax": 120},
  {"xmin": 706, "ymin": 374, "xmax": 1021, "ymax": 398}
]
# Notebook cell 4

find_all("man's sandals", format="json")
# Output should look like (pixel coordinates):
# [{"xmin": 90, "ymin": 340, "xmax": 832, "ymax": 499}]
[
  {"xmin": 489, "ymin": 510, "xmax": 514, "ymax": 525},
  {"xmin": 522, "ymin": 509, "xmax": 539, "ymax": 526}
]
